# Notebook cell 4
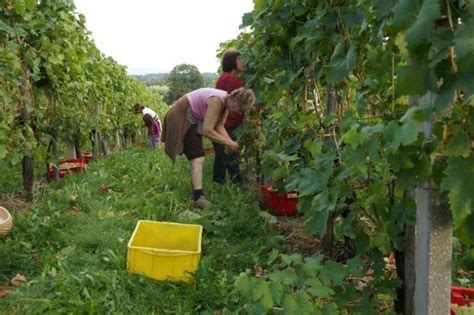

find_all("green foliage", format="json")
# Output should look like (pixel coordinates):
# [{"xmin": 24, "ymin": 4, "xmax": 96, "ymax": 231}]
[
  {"xmin": 0, "ymin": 0, "xmax": 166, "ymax": 190},
  {"xmin": 227, "ymin": 0, "xmax": 474, "ymax": 312},
  {"xmin": 233, "ymin": 252, "xmax": 394, "ymax": 314},
  {"xmin": 0, "ymin": 148, "xmax": 281, "ymax": 313},
  {"xmin": 441, "ymin": 156, "xmax": 474, "ymax": 229},
  {"xmin": 165, "ymin": 64, "xmax": 205, "ymax": 104},
  {"xmin": 396, "ymin": 64, "xmax": 437, "ymax": 96}
]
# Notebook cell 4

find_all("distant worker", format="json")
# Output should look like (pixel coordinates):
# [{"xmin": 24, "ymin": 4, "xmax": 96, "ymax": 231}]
[
  {"xmin": 133, "ymin": 103, "xmax": 162, "ymax": 130},
  {"xmin": 161, "ymin": 87, "xmax": 255, "ymax": 208},
  {"xmin": 143, "ymin": 114, "xmax": 161, "ymax": 149},
  {"xmin": 213, "ymin": 50, "xmax": 245, "ymax": 185}
]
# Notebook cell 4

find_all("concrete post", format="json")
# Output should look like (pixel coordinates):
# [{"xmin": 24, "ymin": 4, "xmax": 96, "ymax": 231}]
[{"xmin": 414, "ymin": 92, "xmax": 452, "ymax": 315}]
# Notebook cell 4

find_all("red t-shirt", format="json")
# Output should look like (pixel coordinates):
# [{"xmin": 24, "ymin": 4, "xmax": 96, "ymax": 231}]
[{"xmin": 215, "ymin": 72, "xmax": 244, "ymax": 127}]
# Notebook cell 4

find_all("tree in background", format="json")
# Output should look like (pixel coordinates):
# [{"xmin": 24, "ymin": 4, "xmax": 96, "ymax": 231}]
[
  {"xmin": 149, "ymin": 85, "xmax": 169, "ymax": 103},
  {"xmin": 165, "ymin": 64, "xmax": 204, "ymax": 104},
  {"xmin": 202, "ymin": 72, "xmax": 218, "ymax": 87}
]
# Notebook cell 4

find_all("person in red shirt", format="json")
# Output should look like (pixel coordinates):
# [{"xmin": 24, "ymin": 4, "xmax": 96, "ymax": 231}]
[
  {"xmin": 213, "ymin": 50, "xmax": 245, "ymax": 184},
  {"xmin": 143, "ymin": 114, "xmax": 160, "ymax": 149}
]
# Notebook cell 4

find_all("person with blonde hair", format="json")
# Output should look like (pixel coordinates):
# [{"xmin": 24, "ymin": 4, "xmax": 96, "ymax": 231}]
[{"xmin": 161, "ymin": 87, "xmax": 255, "ymax": 208}]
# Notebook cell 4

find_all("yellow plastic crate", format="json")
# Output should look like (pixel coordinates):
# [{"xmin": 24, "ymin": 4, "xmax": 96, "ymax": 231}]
[{"xmin": 127, "ymin": 220, "xmax": 203, "ymax": 282}]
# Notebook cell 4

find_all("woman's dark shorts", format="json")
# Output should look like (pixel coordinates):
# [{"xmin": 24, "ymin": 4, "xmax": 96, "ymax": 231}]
[{"xmin": 183, "ymin": 124, "xmax": 204, "ymax": 160}]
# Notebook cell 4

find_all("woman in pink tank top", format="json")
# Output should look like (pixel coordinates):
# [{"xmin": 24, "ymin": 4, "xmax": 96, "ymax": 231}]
[
  {"xmin": 186, "ymin": 88, "xmax": 228, "ymax": 121},
  {"xmin": 161, "ymin": 87, "xmax": 255, "ymax": 208}
]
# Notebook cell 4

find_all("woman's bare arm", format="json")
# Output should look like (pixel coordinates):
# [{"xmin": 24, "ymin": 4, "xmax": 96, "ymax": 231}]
[{"xmin": 202, "ymin": 97, "xmax": 237, "ymax": 148}]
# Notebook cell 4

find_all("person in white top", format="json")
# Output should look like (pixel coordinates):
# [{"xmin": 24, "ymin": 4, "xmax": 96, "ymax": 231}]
[{"xmin": 133, "ymin": 103, "xmax": 162, "ymax": 129}]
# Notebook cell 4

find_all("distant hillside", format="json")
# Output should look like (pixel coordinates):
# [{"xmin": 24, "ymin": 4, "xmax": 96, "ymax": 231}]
[
  {"xmin": 133, "ymin": 72, "xmax": 217, "ymax": 87},
  {"xmin": 132, "ymin": 73, "xmax": 168, "ymax": 86},
  {"xmin": 202, "ymin": 72, "xmax": 218, "ymax": 86}
]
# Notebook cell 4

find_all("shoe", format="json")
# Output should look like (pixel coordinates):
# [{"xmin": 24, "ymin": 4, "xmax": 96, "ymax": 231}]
[{"xmin": 193, "ymin": 197, "xmax": 211, "ymax": 209}]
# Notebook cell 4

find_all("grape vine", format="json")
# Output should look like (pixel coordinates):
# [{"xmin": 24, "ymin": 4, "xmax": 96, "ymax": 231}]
[
  {"xmin": 0, "ymin": 0, "xmax": 165, "ymax": 195},
  {"xmin": 230, "ymin": 0, "xmax": 474, "ymax": 312}
]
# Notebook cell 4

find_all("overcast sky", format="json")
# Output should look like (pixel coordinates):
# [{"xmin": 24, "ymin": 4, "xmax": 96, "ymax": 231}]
[{"xmin": 73, "ymin": 0, "xmax": 254, "ymax": 75}]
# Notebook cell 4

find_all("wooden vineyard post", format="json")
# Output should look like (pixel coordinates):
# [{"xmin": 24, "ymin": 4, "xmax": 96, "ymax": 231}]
[
  {"xmin": 99, "ymin": 137, "xmax": 110, "ymax": 156},
  {"xmin": 400, "ymin": 99, "xmax": 418, "ymax": 315},
  {"xmin": 321, "ymin": 85, "xmax": 338, "ymax": 258},
  {"xmin": 19, "ymin": 55, "xmax": 34, "ymax": 198},
  {"xmin": 47, "ymin": 138, "xmax": 60, "ymax": 180},
  {"xmin": 92, "ymin": 103, "xmax": 101, "ymax": 159},
  {"xmin": 74, "ymin": 137, "xmax": 81, "ymax": 158},
  {"xmin": 115, "ymin": 129, "xmax": 121, "ymax": 148},
  {"xmin": 97, "ymin": 103, "xmax": 110, "ymax": 156},
  {"xmin": 65, "ymin": 140, "xmax": 76, "ymax": 159},
  {"xmin": 404, "ymin": 223, "xmax": 416, "ymax": 315}
]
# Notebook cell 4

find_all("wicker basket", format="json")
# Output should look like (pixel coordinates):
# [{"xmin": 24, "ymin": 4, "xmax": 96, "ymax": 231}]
[{"xmin": 0, "ymin": 207, "xmax": 13, "ymax": 236}]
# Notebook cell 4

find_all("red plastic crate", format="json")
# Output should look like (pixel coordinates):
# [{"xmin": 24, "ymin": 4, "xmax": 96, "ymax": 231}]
[
  {"xmin": 261, "ymin": 184, "xmax": 298, "ymax": 216},
  {"xmin": 48, "ymin": 158, "xmax": 85, "ymax": 179},
  {"xmin": 451, "ymin": 286, "xmax": 474, "ymax": 315},
  {"xmin": 82, "ymin": 153, "xmax": 93, "ymax": 164}
]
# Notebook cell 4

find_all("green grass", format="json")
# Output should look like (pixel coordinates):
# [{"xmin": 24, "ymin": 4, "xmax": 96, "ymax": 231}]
[
  {"xmin": 0, "ymin": 157, "xmax": 23, "ymax": 194},
  {"xmin": 2, "ymin": 148, "xmax": 471, "ymax": 314},
  {"xmin": 0, "ymin": 148, "xmax": 281, "ymax": 314}
]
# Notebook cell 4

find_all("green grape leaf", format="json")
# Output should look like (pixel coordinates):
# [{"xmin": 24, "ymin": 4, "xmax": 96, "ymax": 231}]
[
  {"xmin": 276, "ymin": 152, "xmax": 299, "ymax": 162},
  {"xmin": 454, "ymin": 19, "xmax": 474, "ymax": 60},
  {"xmin": 322, "ymin": 303, "xmax": 338, "ymax": 315},
  {"xmin": 235, "ymin": 274, "xmax": 251, "ymax": 295},
  {"xmin": 25, "ymin": 0, "xmax": 37, "ymax": 11},
  {"xmin": 346, "ymin": 257, "xmax": 365, "ymax": 277},
  {"xmin": 270, "ymin": 282, "xmax": 283, "ymax": 305},
  {"xmin": 396, "ymin": 64, "xmax": 437, "ymax": 96},
  {"xmin": 303, "ymin": 139, "xmax": 322, "ymax": 158},
  {"xmin": 303, "ymin": 256, "xmax": 323, "ymax": 276},
  {"xmin": 272, "ymin": 166, "xmax": 287, "ymax": 182},
  {"xmin": 405, "ymin": 0, "xmax": 441, "ymax": 45},
  {"xmin": 241, "ymin": 12, "xmax": 254, "ymax": 27},
  {"xmin": 455, "ymin": 54, "xmax": 474, "ymax": 98},
  {"xmin": 341, "ymin": 124, "xmax": 368, "ymax": 149},
  {"xmin": 253, "ymin": 0, "xmax": 265, "ymax": 10},
  {"xmin": 295, "ymin": 292, "xmax": 314, "ymax": 313},
  {"xmin": 304, "ymin": 204, "xmax": 330, "ymax": 236},
  {"xmin": 373, "ymin": 0, "xmax": 396, "ymax": 20},
  {"xmin": 306, "ymin": 278, "xmax": 335, "ymax": 298},
  {"xmin": 323, "ymin": 261, "xmax": 347, "ymax": 286},
  {"xmin": 14, "ymin": 2, "xmax": 27, "ymax": 16},
  {"xmin": 255, "ymin": 282, "xmax": 274, "ymax": 310},
  {"xmin": 346, "ymin": 44, "xmax": 357, "ymax": 72},
  {"xmin": 435, "ymin": 80, "xmax": 456, "ymax": 112},
  {"xmin": 282, "ymin": 294, "xmax": 299, "ymax": 315},
  {"xmin": 455, "ymin": 212, "xmax": 474, "ymax": 245},
  {"xmin": 391, "ymin": 0, "xmax": 420, "ymax": 32},
  {"xmin": 281, "ymin": 269, "xmax": 298, "ymax": 286},
  {"xmin": 0, "ymin": 144, "xmax": 7, "ymax": 159},
  {"xmin": 372, "ymin": 229, "xmax": 392, "ymax": 254},
  {"xmin": 282, "ymin": 253, "xmax": 303, "ymax": 266},
  {"xmin": 441, "ymin": 156, "xmax": 474, "ymax": 225},
  {"xmin": 326, "ymin": 42, "xmax": 356, "ymax": 83},
  {"xmin": 444, "ymin": 127, "xmax": 471, "ymax": 157},
  {"xmin": 400, "ymin": 119, "xmax": 420, "ymax": 146}
]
